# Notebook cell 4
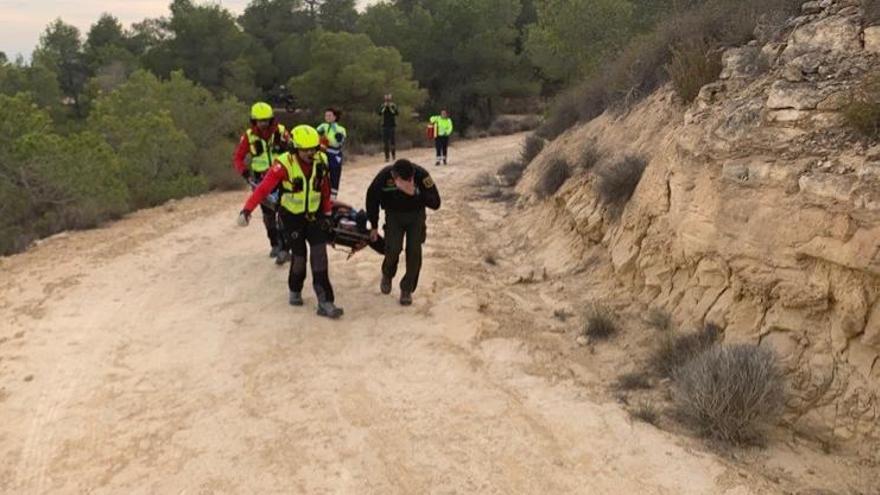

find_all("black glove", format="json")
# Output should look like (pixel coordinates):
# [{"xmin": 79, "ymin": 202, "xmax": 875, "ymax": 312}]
[
  {"xmin": 334, "ymin": 132, "xmax": 344, "ymax": 143},
  {"xmin": 237, "ymin": 209, "xmax": 251, "ymax": 227}
]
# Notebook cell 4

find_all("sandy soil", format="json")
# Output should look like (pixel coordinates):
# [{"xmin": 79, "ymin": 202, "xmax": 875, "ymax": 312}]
[{"xmin": 0, "ymin": 134, "xmax": 781, "ymax": 494}]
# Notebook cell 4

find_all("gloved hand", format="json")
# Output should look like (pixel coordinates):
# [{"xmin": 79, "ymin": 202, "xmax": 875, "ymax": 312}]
[
  {"xmin": 317, "ymin": 215, "xmax": 334, "ymax": 233},
  {"xmin": 237, "ymin": 209, "xmax": 251, "ymax": 227},
  {"xmin": 334, "ymin": 133, "xmax": 344, "ymax": 144}
]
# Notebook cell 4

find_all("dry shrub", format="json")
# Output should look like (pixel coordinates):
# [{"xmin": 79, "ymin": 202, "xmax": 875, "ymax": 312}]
[
  {"xmin": 651, "ymin": 324, "xmax": 721, "ymax": 377},
  {"xmin": 472, "ymin": 172, "xmax": 496, "ymax": 188},
  {"xmin": 497, "ymin": 160, "xmax": 527, "ymax": 187},
  {"xmin": 673, "ymin": 344, "xmax": 785, "ymax": 444},
  {"xmin": 645, "ymin": 308, "xmax": 673, "ymax": 332},
  {"xmin": 535, "ymin": 156, "xmax": 570, "ymax": 199},
  {"xmin": 538, "ymin": 81, "xmax": 605, "ymax": 140},
  {"xmin": 464, "ymin": 127, "xmax": 485, "ymax": 139},
  {"xmin": 666, "ymin": 39, "xmax": 723, "ymax": 103},
  {"xmin": 488, "ymin": 117, "xmax": 517, "ymax": 136},
  {"xmin": 595, "ymin": 155, "xmax": 647, "ymax": 216},
  {"xmin": 843, "ymin": 74, "xmax": 880, "ymax": 138},
  {"xmin": 583, "ymin": 305, "xmax": 618, "ymax": 341},
  {"xmin": 630, "ymin": 400, "xmax": 660, "ymax": 425},
  {"xmin": 577, "ymin": 139, "xmax": 603, "ymax": 171},
  {"xmin": 488, "ymin": 115, "xmax": 542, "ymax": 136},
  {"xmin": 615, "ymin": 371, "xmax": 653, "ymax": 391},
  {"xmin": 521, "ymin": 133, "xmax": 546, "ymax": 164},
  {"xmin": 537, "ymin": 0, "xmax": 802, "ymax": 139}
]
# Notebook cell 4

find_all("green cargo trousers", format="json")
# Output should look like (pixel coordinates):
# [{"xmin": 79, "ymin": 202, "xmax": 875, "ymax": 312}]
[{"xmin": 382, "ymin": 209, "xmax": 427, "ymax": 293}]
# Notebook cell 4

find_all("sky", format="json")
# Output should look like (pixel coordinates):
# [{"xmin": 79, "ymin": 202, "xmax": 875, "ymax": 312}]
[{"xmin": 0, "ymin": 0, "xmax": 373, "ymax": 60}]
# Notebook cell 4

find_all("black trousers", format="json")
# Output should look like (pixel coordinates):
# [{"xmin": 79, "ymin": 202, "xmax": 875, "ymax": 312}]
[
  {"xmin": 382, "ymin": 126, "xmax": 396, "ymax": 161},
  {"xmin": 382, "ymin": 209, "xmax": 426, "ymax": 293},
  {"xmin": 260, "ymin": 203, "xmax": 282, "ymax": 248},
  {"xmin": 280, "ymin": 210, "xmax": 335, "ymax": 303},
  {"xmin": 434, "ymin": 136, "xmax": 449, "ymax": 159}
]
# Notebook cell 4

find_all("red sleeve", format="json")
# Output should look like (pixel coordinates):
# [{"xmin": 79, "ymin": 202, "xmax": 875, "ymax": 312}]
[
  {"xmin": 243, "ymin": 164, "xmax": 287, "ymax": 213},
  {"xmin": 320, "ymin": 175, "xmax": 333, "ymax": 215},
  {"xmin": 232, "ymin": 134, "xmax": 250, "ymax": 175}
]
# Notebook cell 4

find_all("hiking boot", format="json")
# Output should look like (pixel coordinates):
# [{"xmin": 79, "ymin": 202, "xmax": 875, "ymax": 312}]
[
  {"xmin": 399, "ymin": 291, "xmax": 413, "ymax": 306},
  {"xmin": 288, "ymin": 291, "xmax": 303, "ymax": 306},
  {"xmin": 317, "ymin": 301, "xmax": 344, "ymax": 319},
  {"xmin": 380, "ymin": 276, "xmax": 392, "ymax": 295},
  {"xmin": 269, "ymin": 245, "xmax": 281, "ymax": 258},
  {"xmin": 442, "ymin": 158, "xmax": 447, "ymax": 165},
  {"xmin": 435, "ymin": 159, "xmax": 441, "ymax": 166},
  {"xmin": 275, "ymin": 249, "xmax": 291, "ymax": 265}
]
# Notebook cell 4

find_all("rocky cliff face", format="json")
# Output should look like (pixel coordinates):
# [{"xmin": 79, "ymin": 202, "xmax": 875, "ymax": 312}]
[{"xmin": 516, "ymin": 0, "xmax": 880, "ymax": 453}]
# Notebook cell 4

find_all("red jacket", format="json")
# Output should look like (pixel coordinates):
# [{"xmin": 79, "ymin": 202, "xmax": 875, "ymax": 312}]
[
  {"xmin": 243, "ymin": 156, "xmax": 333, "ymax": 215},
  {"xmin": 232, "ymin": 122, "xmax": 290, "ymax": 176}
]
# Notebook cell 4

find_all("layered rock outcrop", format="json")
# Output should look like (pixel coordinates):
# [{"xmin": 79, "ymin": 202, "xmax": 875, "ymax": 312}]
[{"xmin": 516, "ymin": 0, "xmax": 880, "ymax": 452}]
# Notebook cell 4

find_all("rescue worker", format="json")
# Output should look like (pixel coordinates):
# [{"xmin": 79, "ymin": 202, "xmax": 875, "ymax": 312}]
[
  {"xmin": 429, "ymin": 110, "xmax": 453, "ymax": 166},
  {"xmin": 378, "ymin": 94, "xmax": 399, "ymax": 162},
  {"xmin": 316, "ymin": 108, "xmax": 347, "ymax": 200},
  {"xmin": 366, "ymin": 159, "xmax": 441, "ymax": 306},
  {"xmin": 237, "ymin": 125, "xmax": 344, "ymax": 319},
  {"xmin": 232, "ymin": 102, "xmax": 291, "ymax": 264}
]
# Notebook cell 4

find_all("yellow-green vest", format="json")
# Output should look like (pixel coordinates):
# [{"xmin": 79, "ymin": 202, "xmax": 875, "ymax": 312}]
[
  {"xmin": 316, "ymin": 122, "xmax": 347, "ymax": 148},
  {"xmin": 279, "ymin": 151, "xmax": 328, "ymax": 215},
  {"xmin": 246, "ymin": 124, "xmax": 287, "ymax": 173},
  {"xmin": 429, "ymin": 116, "xmax": 453, "ymax": 137}
]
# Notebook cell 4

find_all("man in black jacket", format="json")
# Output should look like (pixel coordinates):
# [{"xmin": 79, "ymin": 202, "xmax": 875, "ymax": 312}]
[
  {"xmin": 366, "ymin": 159, "xmax": 441, "ymax": 305},
  {"xmin": 378, "ymin": 94, "xmax": 399, "ymax": 162}
]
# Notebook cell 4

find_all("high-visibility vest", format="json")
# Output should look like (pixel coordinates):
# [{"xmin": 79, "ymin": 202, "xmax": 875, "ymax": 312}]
[
  {"xmin": 429, "ymin": 116, "xmax": 453, "ymax": 137},
  {"xmin": 278, "ymin": 151, "xmax": 328, "ymax": 215},
  {"xmin": 246, "ymin": 124, "xmax": 287, "ymax": 173},
  {"xmin": 316, "ymin": 122, "xmax": 347, "ymax": 149}
]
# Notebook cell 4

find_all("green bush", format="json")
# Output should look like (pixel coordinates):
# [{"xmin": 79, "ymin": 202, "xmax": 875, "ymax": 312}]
[
  {"xmin": 0, "ymin": 72, "xmax": 243, "ymax": 256},
  {"xmin": 0, "ymin": 94, "xmax": 53, "ymax": 148},
  {"xmin": 289, "ymin": 31, "xmax": 427, "ymax": 150},
  {"xmin": 199, "ymin": 140, "xmax": 244, "ymax": 191},
  {"xmin": 666, "ymin": 39, "xmax": 723, "ymax": 103},
  {"xmin": 673, "ymin": 344, "xmax": 785, "ymax": 444},
  {"xmin": 89, "ymin": 70, "xmax": 245, "ymax": 205},
  {"xmin": 25, "ymin": 132, "xmax": 130, "ymax": 230},
  {"xmin": 0, "ymin": 94, "xmax": 133, "ymax": 254}
]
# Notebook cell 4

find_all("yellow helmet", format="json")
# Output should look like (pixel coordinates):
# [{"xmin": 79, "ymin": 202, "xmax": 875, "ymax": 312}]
[
  {"xmin": 291, "ymin": 125, "xmax": 320, "ymax": 149},
  {"xmin": 250, "ymin": 102, "xmax": 273, "ymax": 120}
]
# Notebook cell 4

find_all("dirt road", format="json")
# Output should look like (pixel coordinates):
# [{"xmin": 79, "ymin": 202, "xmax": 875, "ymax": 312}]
[{"xmin": 0, "ymin": 134, "xmax": 765, "ymax": 494}]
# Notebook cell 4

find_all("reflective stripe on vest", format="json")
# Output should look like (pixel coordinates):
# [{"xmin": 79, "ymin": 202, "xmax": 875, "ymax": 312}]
[
  {"xmin": 279, "ymin": 152, "xmax": 327, "ymax": 215},
  {"xmin": 246, "ymin": 124, "xmax": 287, "ymax": 173}
]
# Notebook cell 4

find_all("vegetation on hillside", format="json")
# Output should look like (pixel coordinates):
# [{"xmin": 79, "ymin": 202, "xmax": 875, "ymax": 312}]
[{"xmin": 0, "ymin": 0, "xmax": 809, "ymax": 254}]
